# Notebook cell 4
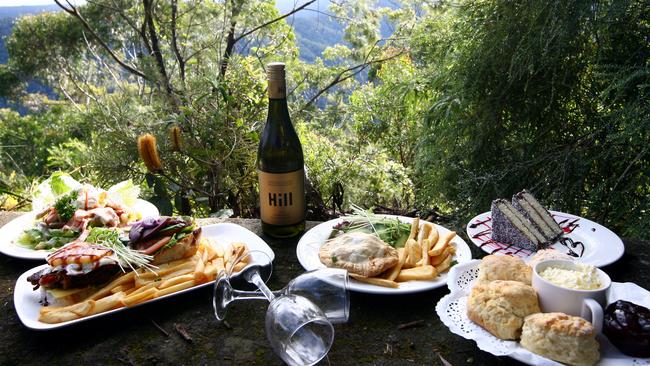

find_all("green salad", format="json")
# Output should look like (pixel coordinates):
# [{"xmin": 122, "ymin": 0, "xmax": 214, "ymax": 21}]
[
  {"xmin": 16, "ymin": 172, "xmax": 141, "ymax": 251},
  {"xmin": 329, "ymin": 205, "xmax": 412, "ymax": 248}
]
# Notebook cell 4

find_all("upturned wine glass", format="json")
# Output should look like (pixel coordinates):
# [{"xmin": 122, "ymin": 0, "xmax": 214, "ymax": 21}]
[
  {"xmin": 213, "ymin": 250, "xmax": 336, "ymax": 365},
  {"xmin": 213, "ymin": 251, "xmax": 349, "ymax": 324}
]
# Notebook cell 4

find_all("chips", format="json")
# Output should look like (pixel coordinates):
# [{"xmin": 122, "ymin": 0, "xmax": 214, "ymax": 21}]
[
  {"xmin": 38, "ymin": 238, "xmax": 249, "ymax": 324},
  {"xmin": 351, "ymin": 220, "xmax": 457, "ymax": 289}
]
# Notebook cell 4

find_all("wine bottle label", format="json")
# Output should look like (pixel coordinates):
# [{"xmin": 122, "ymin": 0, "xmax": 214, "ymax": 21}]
[{"xmin": 258, "ymin": 169, "xmax": 305, "ymax": 225}]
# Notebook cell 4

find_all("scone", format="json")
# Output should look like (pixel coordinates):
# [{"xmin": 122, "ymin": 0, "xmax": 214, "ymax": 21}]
[
  {"xmin": 478, "ymin": 254, "xmax": 532, "ymax": 285},
  {"xmin": 520, "ymin": 312, "xmax": 600, "ymax": 366},
  {"xmin": 527, "ymin": 249, "xmax": 574, "ymax": 269},
  {"xmin": 319, "ymin": 232, "xmax": 399, "ymax": 277},
  {"xmin": 467, "ymin": 280, "xmax": 540, "ymax": 340}
]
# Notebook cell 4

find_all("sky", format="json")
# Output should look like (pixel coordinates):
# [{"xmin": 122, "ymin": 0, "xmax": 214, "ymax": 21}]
[
  {"xmin": 0, "ymin": 0, "xmax": 326, "ymax": 9},
  {"xmin": 0, "ymin": 0, "xmax": 84, "ymax": 6}
]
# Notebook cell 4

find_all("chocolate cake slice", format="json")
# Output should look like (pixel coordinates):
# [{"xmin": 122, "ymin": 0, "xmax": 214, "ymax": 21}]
[
  {"xmin": 512, "ymin": 190, "xmax": 563, "ymax": 242},
  {"xmin": 491, "ymin": 199, "xmax": 547, "ymax": 251}
]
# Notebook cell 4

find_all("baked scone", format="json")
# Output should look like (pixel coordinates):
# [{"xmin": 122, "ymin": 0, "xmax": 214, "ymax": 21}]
[
  {"xmin": 527, "ymin": 249, "xmax": 574, "ymax": 269},
  {"xmin": 521, "ymin": 312, "xmax": 600, "ymax": 366},
  {"xmin": 319, "ymin": 232, "xmax": 399, "ymax": 277},
  {"xmin": 467, "ymin": 280, "xmax": 540, "ymax": 340},
  {"xmin": 478, "ymin": 254, "xmax": 532, "ymax": 285}
]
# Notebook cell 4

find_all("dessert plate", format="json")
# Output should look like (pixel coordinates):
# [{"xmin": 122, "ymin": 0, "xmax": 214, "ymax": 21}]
[
  {"xmin": 14, "ymin": 223, "xmax": 275, "ymax": 330},
  {"xmin": 0, "ymin": 200, "xmax": 159, "ymax": 261},
  {"xmin": 437, "ymin": 260, "xmax": 650, "ymax": 365},
  {"xmin": 296, "ymin": 215, "xmax": 473, "ymax": 294},
  {"xmin": 466, "ymin": 210, "xmax": 624, "ymax": 267}
]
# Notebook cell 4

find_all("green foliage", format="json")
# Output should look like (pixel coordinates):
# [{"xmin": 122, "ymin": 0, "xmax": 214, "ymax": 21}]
[
  {"xmin": 0, "ymin": 106, "xmax": 88, "ymax": 207},
  {"xmin": 0, "ymin": 0, "xmax": 647, "ymax": 240},
  {"xmin": 47, "ymin": 138, "xmax": 90, "ymax": 175},
  {"xmin": 0, "ymin": 64, "xmax": 21, "ymax": 97},
  {"xmin": 348, "ymin": 55, "xmax": 427, "ymax": 168},
  {"xmin": 299, "ymin": 122, "xmax": 414, "ymax": 211},
  {"xmin": 0, "ymin": 108, "xmax": 58, "ymax": 178},
  {"xmin": 412, "ymin": 0, "xmax": 649, "ymax": 237},
  {"xmin": 6, "ymin": 11, "xmax": 84, "ymax": 79}
]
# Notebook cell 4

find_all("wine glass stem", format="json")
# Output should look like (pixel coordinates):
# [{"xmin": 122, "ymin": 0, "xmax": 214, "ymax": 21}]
[
  {"xmin": 229, "ymin": 289, "xmax": 282, "ymax": 301},
  {"xmin": 249, "ymin": 271, "xmax": 276, "ymax": 301}
]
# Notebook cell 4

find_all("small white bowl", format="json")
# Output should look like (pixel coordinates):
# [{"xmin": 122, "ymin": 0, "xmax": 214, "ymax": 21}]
[{"xmin": 532, "ymin": 259, "xmax": 611, "ymax": 333}]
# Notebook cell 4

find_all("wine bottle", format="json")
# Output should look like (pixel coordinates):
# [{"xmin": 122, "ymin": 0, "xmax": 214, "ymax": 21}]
[{"xmin": 257, "ymin": 62, "xmax": 306, "ymax": 238}]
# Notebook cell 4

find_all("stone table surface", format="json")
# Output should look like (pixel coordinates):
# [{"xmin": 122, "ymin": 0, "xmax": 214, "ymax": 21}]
[{"xmin": 0, "ymin": 211, "xmax": 648, "ymax": 365}]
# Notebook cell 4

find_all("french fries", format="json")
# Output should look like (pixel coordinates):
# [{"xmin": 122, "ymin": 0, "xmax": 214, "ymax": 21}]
[
  {"xmin": 429, "ymin": 231, "xmax": 456, "ymax": 257},
  {"xmin": 395, "ymin": 265, "xmax": 437, "ymax": 282},
  {"xmin": 350, "ymin": 273, "xmax": 398, "ymax": 288},
  {"xmin": 384, "ymin": 247, "xmax": 407, "ymax": 281},
  {"xmin": 38, "ymin": 238, "xmax": 250, "ymax": 324},
  {"xmin": 351, "ymin": 219, "xmax": 458, "ymax": 289}
]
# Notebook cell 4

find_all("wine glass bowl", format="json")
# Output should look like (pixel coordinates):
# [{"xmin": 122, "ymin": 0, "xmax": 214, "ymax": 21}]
[
  {"xmin": 265, "ymin": 294, "xmax": 334, "ymax": 366},
  {"xmin": 282, "ymin": 268, "xmax": 350, "ymax": 324}
]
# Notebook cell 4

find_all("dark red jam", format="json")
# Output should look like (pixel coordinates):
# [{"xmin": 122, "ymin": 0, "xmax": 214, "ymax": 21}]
[{"xmin": 603, "ymin": 300, "xmax": 650, "ymax": 357}]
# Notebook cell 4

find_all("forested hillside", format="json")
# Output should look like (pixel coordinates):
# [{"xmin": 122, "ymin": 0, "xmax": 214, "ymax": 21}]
[
  {"xmin": 0, "ymin": 5, "xmax": 59, "ymax": 112},
  {"xmin": 0, "ymin": 0, "xmax": 647, "ymax": 239}
]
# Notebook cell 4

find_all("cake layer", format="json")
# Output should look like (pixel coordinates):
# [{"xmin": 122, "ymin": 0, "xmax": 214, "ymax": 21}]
[
  {"xmin": 491, "ymin": 199, "xmax": 546, "ymax": 251},
  {"xmin": 512, "ymin": 190, "xmax": 563, "ymax": 242}
]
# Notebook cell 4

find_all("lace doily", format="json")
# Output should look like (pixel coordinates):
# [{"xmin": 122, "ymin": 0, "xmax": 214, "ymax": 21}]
[{"xmin": 436, "ymin": 260, "xmax": 650, "ymax": 365}]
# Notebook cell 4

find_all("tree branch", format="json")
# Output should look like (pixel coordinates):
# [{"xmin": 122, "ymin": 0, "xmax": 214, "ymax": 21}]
[
  {"xmin": 232, "ymin": 0, "xmax": 317, "ymax": 43},
  {"xmin": 220, "ymin": 0, "xmax": 316, "ymax": 78},
  {"xmin": 142, "ymin": 0, "xmax": 175, "ymax": 102},
  {"xmin": 219, "ymin": 0, "xmax": 240, "ymax": 79},
  {"xmin": 94, "ymin": 0, "xmax": 153, "ymax": 55},
  {"xmin": 54, "ymin": 0, "xmax": 147, "ymax": 79},
  {"xmin": 170, "ymin": 0, "xmax": 185, "ymax": 84},
  {"xmin": 300, "ymin": 51, "xmax": 405, "ymax": 111}
]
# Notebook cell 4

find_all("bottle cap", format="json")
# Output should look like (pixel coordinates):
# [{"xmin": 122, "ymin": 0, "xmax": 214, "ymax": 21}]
[{"xmin": 267, "ymin": 62, "xmax": 286, "ymax": 99}]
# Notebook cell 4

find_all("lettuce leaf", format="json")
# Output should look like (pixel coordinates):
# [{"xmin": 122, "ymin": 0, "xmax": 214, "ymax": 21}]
[
  {"xmin": 31, "ymin": 172, "xmax": 81, "ymax": 212},
  {"xmin": 108, "ymin": 179, "xmax": 140, "ymax": 208}
]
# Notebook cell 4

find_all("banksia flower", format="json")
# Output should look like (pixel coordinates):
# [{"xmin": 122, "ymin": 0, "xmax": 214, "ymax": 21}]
[
  {"xmin": 137, "ymin": 133, "xmax": 162, "ymax": 173},
  {"xmin": 169, "ymin": 124, "xmax": 183, "ymax": 151}
]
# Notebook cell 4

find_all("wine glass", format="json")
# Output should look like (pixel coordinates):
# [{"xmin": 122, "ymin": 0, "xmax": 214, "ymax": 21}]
[
  {"xmin": 213, "ymin": 251, "xmax": 349, "ymax": 324},
  {"xmin": 214, "ymin": 250, "xmax": 335, "ymax": 365}
]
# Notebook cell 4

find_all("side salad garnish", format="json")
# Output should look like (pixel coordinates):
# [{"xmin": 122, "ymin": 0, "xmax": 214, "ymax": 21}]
[
  {"xmin": 85, "ymin": 227, "xmax": 155, "ymax": 272},
  {"xmin": 17, "ymin": 172, "xmax": 142, "ymax": 250},
  {"xmin": 329, "ymin": 204, "xmax": 412, "ymax": 248}
]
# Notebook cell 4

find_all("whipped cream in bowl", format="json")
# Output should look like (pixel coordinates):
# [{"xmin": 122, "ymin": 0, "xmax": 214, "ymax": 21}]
[
  {"xmin": 532, "ymin": 259, "xmax": 612, "ymax": 333},
  {"xmin": 539, "ymin": 263, "xmax": 603, "ymax": 290}
]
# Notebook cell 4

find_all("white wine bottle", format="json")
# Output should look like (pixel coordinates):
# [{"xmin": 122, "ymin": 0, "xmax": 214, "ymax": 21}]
[{"xmin": 257, "ymin": 62, "xmax": 306, "ymax": 238}]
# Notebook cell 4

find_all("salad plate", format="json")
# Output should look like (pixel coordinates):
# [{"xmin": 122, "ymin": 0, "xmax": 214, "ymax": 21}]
[
  {"xmin": 296, "ymin": 215, "xmax": 473, "ymax": 294},
  {"xmin": 14, "ymin": 222, "xmax": 275, "ymax": 330},
  {"xmin": 0, "ymin": 199, "xmax": 159, "ymax": 261},
  {"xmin": 466, "ymin": 210, "xmax": 624, "ymax": 267},
  {"xmin": 436, "ymin": 260, "xmax": 650, "ymax": 365}
]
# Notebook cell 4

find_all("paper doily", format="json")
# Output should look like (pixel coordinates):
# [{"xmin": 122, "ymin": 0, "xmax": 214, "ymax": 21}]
[{"xmin": 436, "ymin": 260, "xmax": 650, "ymax": 365}]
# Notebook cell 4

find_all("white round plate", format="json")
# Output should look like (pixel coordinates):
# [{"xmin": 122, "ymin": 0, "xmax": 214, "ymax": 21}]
[
  {"xmin": 296, "ymin": 216, "xmax": 473, "ymax": 294},
  {"xmin": 466, "ymin": 210, "xmax": 624, "ymax": 267},
  {"xmin": 14, "ymin": 222, "xmax": 274, "ymax": 330},
  {"xmin": 437, "ymin": 260, "xmax": 650, "ymax": 365},
  {"xmin": 0, "ymin": 199, "xmax": 159, "ymax": 261}
]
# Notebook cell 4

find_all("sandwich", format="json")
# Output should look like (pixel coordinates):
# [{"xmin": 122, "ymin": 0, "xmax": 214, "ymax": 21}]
[
  {"xmin": 27, "ymin": 241, "xmax": 122, "ymax": 305},
  {"xmin": 128, "ymin": 216, "xmax": 201, "ymax": 265},
  {"xmin": 27, "ymin": 216, "xmax": 201, "ymax": 306}
]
